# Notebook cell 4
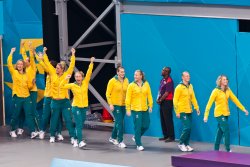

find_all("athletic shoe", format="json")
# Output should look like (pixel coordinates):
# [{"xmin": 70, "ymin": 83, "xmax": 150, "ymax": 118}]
[
  {"xmin": 178, "ymin": 144, "xmax": 188, "ymax": 152},
  {"xmin": 17, "ymin": 128, "xmax": 24, "ymax": 135},
  {"xmin": 9, "ymin": 131, "xmax": 17, "ymax": 138},
  {"xmin": 79, "ymin": 141, "xmax": 87, "ymax": 148},
  {"xmin": 57, "ymin": 134, "xmax": 64, "ymax": 141},
  {"xmin": 118, "ymin": 142, "xmax": 127, "ymax": 148},
  {"xmin": 49, "ymin": 137, "xmax": 55, "ymax": 143},
  {"xmin": 137, "ymin": 146, "xmax": 144, "ymax": 151},
  {"xmin": 73, "ymin": 140, "xmax": 78, "ymax": 147},
  {"xmin": 109, "ymin": 137, "xmax": 119, "ymax": 145},
  {"xmin": 186, "ymin": 145, "xmax": 194, "ymax": 152},
  {"xmin": 71, "ymin": 137, "xmax": 75, "ymax": 145},
  {"xmin": 31, "ymin": 131, "xmax": 39, "ymax": 139},
  {"xmin": 39, "ymin": 131, "xmax": 45, "ymax": 140}
]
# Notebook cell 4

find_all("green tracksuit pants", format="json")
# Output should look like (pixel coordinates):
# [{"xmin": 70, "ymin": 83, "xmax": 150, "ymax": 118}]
[
  {"xmin": 132, "ymin": 111, "xmax": 150, "ymax": 146},
  {"xmin": 41, "ymin": 97, "xmax": 62, "ymax": 134},
  {"xmin": 50, "ymin": 99, "xmax": 75, "ymax": 138},
  {"xmin": 72, "ymin": 106, "xmax": 88, "ymax": 143},
  {"xmin": 10, "ymin": 95, "xmax": 35, "ymax": 132},
  {"xmin": 179, "ymin": 113, "xmax": 192, "ymax": 146},
  {"xmin": 215, "ymin": 116, "xmax": 230, "ymax": 152},
  {"xmin": 111, "ymin": 106, "xmax": 126, "ymax": 143}
]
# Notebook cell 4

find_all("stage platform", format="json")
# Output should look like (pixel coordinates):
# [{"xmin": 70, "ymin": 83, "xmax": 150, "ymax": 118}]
[
  {"xmin": 172, "ymin": 151, "xmax": 250, "ymax": 167},
  {"xmin": 1, "ymin": 126, "xmax": 250, "ymax": 167}
]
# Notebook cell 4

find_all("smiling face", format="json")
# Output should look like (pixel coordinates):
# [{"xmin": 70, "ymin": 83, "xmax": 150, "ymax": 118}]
[
  {"xmin": 16, "ymin": 60, "xmax": 25, "ymax": 72},
  {"xmin": 56, "ymin": 64, "xmax": 64, "ymax": 75},
  {"xmin": 220, "ymin": 76, "xmax": 228, "ymax": 87},
  {"xmin": 134, "ymin": 71, "xmax": 142, "ymax": 82},
  {"xmin": 117, "ymin": 68, "xmax": 125, "ymax": 79}
]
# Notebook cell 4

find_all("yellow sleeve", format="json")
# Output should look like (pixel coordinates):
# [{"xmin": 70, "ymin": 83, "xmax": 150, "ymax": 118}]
[
  {"xmin": 146, "ymin": 82, "xmax": 153, "ymax": 108},
  {"xmin": 7, "ymin": 54, "xmax": 15, "ymax": 75},
  {"xmin": 204, "ymin": 89, "xmax": 217, "ymax": 119},
  {"xmin": 21, "ymin": 47, "xmax": 28, "ymax": 60},
  {"xmin": 106, "ymin": 78, "xmax": 114, "ymax": 105},
  {"xmin": 62, "ymin": 83, "xmax": 73, "ymax": 89},
  {"xmin": 190, "ymin": 85, "xmax": 199, "ymax": 110},
  {"xmin": 229, "ymin": 89, "xmax": 245, "ymax": 111},
  {"xmin": 28, "ymin": 80, "xmax": 34, "ymax": 90},
  {"xmin": 173, "ymin": 85, "xmax": 181, "ymax": 114},
  {"xmin": 83, "ymin": 63, "xmax": 94, "ymax": 84},
  {"xmin": 65, "ymin": 54, "xmax": 75, "ymax": 75},
  {"xmin": 125, "ymin": 84, "xmax": 133, "ymax": 111},
  {"xmin": 29, "ymin": 50, "xmax": 36, "ymax": 72},
  {"xmin": 43, "ymin": 54, "xmax": 56, "ymax": 74}
]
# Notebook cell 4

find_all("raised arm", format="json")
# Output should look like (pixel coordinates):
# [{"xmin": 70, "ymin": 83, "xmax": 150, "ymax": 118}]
[
  {"xmin": 84, "ymin": 57, "xmax": 95, "ymax": 84},
  {"xmin": 42, "ymin": 47, "xmax": 56, "ymax": 74},
  {"xmin": 7, "ymin": 48, "xmax": 16, "ymax": 75},
  {"xmin": 65, "ymin": 48, "xmax": 76, "ymax": 75}
]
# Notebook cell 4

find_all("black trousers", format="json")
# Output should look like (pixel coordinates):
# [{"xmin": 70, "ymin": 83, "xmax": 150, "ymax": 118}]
[{"xmin": 160, "ymin": 100, "xmax": 175, "ymax": 139}]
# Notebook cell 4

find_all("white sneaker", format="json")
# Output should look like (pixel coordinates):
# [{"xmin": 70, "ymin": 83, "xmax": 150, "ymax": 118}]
[
  {"xmin": 17, "ymin": 128, "xmax": 24, "ymax": 135},
  {"xmin": 137, "ymin": 146, "xmax": 144, "ymax": 151},
  {"xmin": 186, "ymin": 145, "xmax": 194, "ymax": 152},
  {"xmin": 79, "ymin": 141, "xmax": 87, "ymax": 148},
  {"xmin": 39, "ymin": 131, "xmax": 45, "ymax": 140},
  {"xmin": 178, "ymin": 144, "xmax": 188, "ymax": 152},
  {"xmin": 9, "ymin": 131, "xmax": 17, "ymax": 138},
  {"xmin": 50, "ymin": 137, "xmax": 55, "ymax": 143},
  {"xmin": 118, "ymin": 142, "xmax": 127, "ymax": 148},
  {"xmin": 57, "ymin": 134, "xmax": 64, "ymax": 141},
  {"xmin": 31, "ymin": 131, "xmax": 39, "ymax": 139},
  {"xmin": 71, "ymin": 137, "xmax": 75, "ymax": 145},
  {"xmin": 109, "ymin": 137, "xmax": 119, "ymax": 145},
  {"xmin": 132, "ymin": 136, "xmax": 135, "ymax": 142},
  {"xmin": 73, "ymin": 140, "xmax": 78, "ymax": 147}
]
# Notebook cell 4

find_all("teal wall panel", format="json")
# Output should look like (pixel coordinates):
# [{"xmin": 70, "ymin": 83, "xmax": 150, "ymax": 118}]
[{"xmin": 121, "ymin": 14, "xmax": 240, "ymax": 145}]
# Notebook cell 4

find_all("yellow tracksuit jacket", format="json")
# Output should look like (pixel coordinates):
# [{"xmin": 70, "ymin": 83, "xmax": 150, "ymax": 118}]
[
  {"xmin": 43, "ymin": 54, "xmax": 75, "ymax": 99},
  {"xmin": 62, "ymin": 63, "xmax": 93, "ymax": 107},
  {"xmin": 7, "ymin": 54, "xmax": 33, "ymax": 97},
  {"xmin": 125, "ymin": 81, "xmax": 153, "ymax": 112},
  {"xmin": 21, "ymin": 48, "xmax": 37, "ymax": 91},
  {"xmin": 37, "ymin": 59, "xmax": 52, "ymax": 97},
  {"xmin": 204, "ymin": 87, "xmax": 245, "ymax": 119},
  {"xmin": 173, "ymin": 83, "xmax": 199, "ymax": 114},
  {"xmin": 106, "ymin": 76, "xmax": 129, "ymax": 106}
]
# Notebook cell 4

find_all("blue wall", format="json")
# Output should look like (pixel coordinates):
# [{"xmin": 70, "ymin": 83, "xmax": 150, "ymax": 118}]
[
  {"xmin": 3, "ymin": 0, "xmax": 44, "ymax": 124},
  {"xmin": 125, "ymin": 0, "xmax": 250, "ymax": 7},
  {"xmin": 121, "ymin": 14, "xmax": 250, "ymax": 146},
  {"xmin": 0, "ymin": 0, "xmax": 3, "ymax": 34}
]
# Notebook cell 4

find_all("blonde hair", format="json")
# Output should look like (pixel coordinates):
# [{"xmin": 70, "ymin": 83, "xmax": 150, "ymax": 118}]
[
  {"xmin": 15, "ymin": 59, "xmax": 26, "ymax": 73},
  {"xmin": 75, "ymin": 71, "xmax": 84, "ymax": 78},
  {"xmin": 135, "ymin": 69, "xmax": 146, "ymax": 82},
  {"xmin": 57, "ymin": 61, "xmax": 66, "ymax": 71},
  {"xmin": 216, "ymin": 75, "xmax": 228, "ymax": 90}
]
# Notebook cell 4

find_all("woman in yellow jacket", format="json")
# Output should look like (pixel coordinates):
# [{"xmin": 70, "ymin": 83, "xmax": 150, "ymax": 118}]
[
  {"xmin": 7, "ymin": 48, "xmax": 37, "ymax": 138},
  {"xmin": 41, "ymin": 47, "xmax": 76, "ymax": 144},
  {"xmin": 106, "ymin": 66, "xmax": 129, "ymax": 148},
  {"xmin": 204, "ymin": 75, "xmax": 248, "ymax": 152},
  {"xmin": 62, "ymin": 57, "xmax": 95, "ymax": 148},
  {"xmin": 18, "ymin": 42, "xmax": 40, "ymax": 135},
  {"xmin": 36, "ymin": 48, "xmax": 63, "ymax": 141},
  {"xmin": 173, "ymin": 71, "xmax": 200, "ymax": 152},
  {"xmin": 125, "ymin": 70, "xmax": 153, "ymax": 151}
]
